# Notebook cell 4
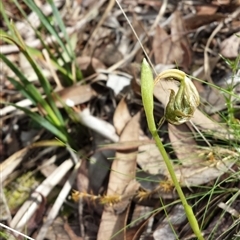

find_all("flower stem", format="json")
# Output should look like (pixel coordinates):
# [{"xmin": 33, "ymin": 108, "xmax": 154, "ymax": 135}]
[{"xmin": 141, "ymin": 58, "xmax": 204, "ymax": 240}]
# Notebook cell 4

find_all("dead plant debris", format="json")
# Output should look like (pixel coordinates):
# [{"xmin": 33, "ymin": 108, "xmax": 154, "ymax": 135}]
[{"xmin": 1, "ymin": 0, "xmax": 240, "ymax": 239}]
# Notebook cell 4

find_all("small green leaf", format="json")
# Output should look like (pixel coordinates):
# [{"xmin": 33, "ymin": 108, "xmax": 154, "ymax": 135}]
[{"xmin": 141, "ymin": 58, "xmax": 155, "ymax": 132}]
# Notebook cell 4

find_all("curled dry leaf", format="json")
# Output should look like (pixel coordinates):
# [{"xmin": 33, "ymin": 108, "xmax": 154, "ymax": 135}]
[
  {"xmin": 171, "ymin": 11, "xmax": 192, "ymax": 69},
  {"xmin": 153, "ymin": 11, "xmax": 191, "ymax": 69},
  {"xmin": 97, "ymin": 112, "xmax": 140, "ymax": 240}
]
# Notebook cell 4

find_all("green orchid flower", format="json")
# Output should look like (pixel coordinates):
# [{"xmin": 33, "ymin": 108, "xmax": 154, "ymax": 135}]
[
  {"xmin": 155, "ymin": 69, "xmax": 200, "ymax": 125},
  {"xmin": 141, "ymin": 59, "xmax": 203, "ymax": 240}
]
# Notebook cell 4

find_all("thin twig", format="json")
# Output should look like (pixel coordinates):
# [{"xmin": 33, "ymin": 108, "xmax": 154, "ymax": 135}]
[{"xmin": 0, "ymin": 223, "xmax": 34, "ymax": 240}]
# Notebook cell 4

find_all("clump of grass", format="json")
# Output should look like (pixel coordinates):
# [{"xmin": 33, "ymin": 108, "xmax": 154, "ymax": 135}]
[{"xmin": 1, "ymin": 0, "xmax": 83, "ymax": 146}]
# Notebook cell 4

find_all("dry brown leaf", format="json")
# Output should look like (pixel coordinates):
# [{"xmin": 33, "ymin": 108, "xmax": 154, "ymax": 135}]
[
  {"xmin": 76, "ymin": 159, "xmax": 90, "ymax": 194},
  {"xmin": 220, "ymin": 32, "xmax": 240, "ymax": 58},
  {"xmin": 113, "ymin": 97, "xmax": 132, "ymax": 135},
  {"xmin": 152, "ymin": 26, "xmax": 175, "ymax": 65},
  {"xmin": 169, "ymin": 147, "xmax": 238, "ymax": 187},
  {"xmin": 97, "ymin": 112, "xmax": 140, "ymax": 240},
  {"xmin": 168, "ymin": 124, "xmax": 202, "ymax": 166},
  {"xmin": 195, "ymin": 4, "xmax": 218, "ymax": 15},
  {"xmin": 184, "ymin": 14, "xmax": 225, "ymax": 30},
  {"xmin": 126, "ymin": 223, "xmax": 145, "ymax": 240},
  {"xmin": 76, "ymin": 56, "xmax": 106, "ymax": 70},
  {"xmin": 127, "ymin": 206, "xmax": 153, "ymax": 240},
  {"xmin": 113, "ymin": 180, "xmax": 140, "ymax": 214},
  {"xmin": 55, "ymin": 84, "xmax": 96, "ymax": 107},
  {"xmin": 137, "ymin": 143, "xmax": 167, "ymax": 175},
  {"xmin": 171, "ymin": 11, "xmax": 192, "ymax": 69},
  {"xmin": 153, "ymin": 204, "xmax": 186, "ymax": 240},
  {"xmin": 153, "ymin": 12, "xmax": 191, "ymax": 68},
  {"xmin": 95, "ymin": 43, "xmax": 123, "ymax": 67},
  {"xmin": 200, "ymin": 84, "xmax": 227, "ymax": 114}
]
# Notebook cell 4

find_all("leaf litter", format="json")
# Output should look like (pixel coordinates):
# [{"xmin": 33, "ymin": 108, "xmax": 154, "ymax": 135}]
[{"xmin": 1, "ymin": 0, "xmax": 240, "ymax": 239}]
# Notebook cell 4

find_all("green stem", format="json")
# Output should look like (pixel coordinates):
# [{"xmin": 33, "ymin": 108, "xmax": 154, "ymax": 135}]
[
  {"xmin": 141, "ymin": 58, "xmax": 204, "ymax": 240},
  {"xmin": 151, "ymin": 127, "xmax": 203, "ymax": 240}
]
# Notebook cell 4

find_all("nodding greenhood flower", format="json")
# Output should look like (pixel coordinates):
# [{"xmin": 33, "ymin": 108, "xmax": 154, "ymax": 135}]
[
  {"xmin": 154, "ymin": 69, "xmax": 200, "ymax": 125},
  {"xmin": 141, "ymin": 60, "xmax": 203, "ymax": 240}
]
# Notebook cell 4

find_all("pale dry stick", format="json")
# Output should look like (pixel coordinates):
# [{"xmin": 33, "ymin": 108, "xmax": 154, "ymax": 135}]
[
  {"xmin": 204, "ymin": 23, "xmax": 223, "ymax": 83},
  {"xmin": 218, "ymin": 201, "xmax": 240, "ymax": 218},
  {"xmin": 1, "ymin": 147, "xmax": 29, "ymax": 182},
  {"xmin": 36, "ymin": 160, "xmax": 81, "ymax": 240},
  {"xmin": 1, "ymin": 146, "xmax": 55, "ymax": 183},
  {"xmin": 150, "ymin": 0, "xmax": 168, "ymax": 31},
  {"xmin": 78, "ymin": 198, "xmax": 85, "ymax": 238},
  {"xmin": 82, "ymin": 0, "xmax": 116, "ymax": 55},
  {"xmin": 0, "ymin": 99, "xmax": 32, "ymax": 116},
  {"xmin": 9, "ymin": 159, "xmax": 74, "ymax": 231},
  {"xmin": 77, "ymin": 108, "xmax": 119, "ymax": 142},
  {"xmin": 42, "ymin": 49, "xmax": 63, "ymax": 91},
  {"xmin": 0, "ymin": 185, "xmax": 12, "ymax": 221},
  {"xmin": 0, "ymin": 223, "xmax": 34, "ymax": 240}
]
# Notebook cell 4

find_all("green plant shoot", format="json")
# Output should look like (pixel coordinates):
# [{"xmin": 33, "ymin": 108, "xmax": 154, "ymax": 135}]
[{"xmin": 141, "ymin": 58, "xmax": 204, "ymax": 240}]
